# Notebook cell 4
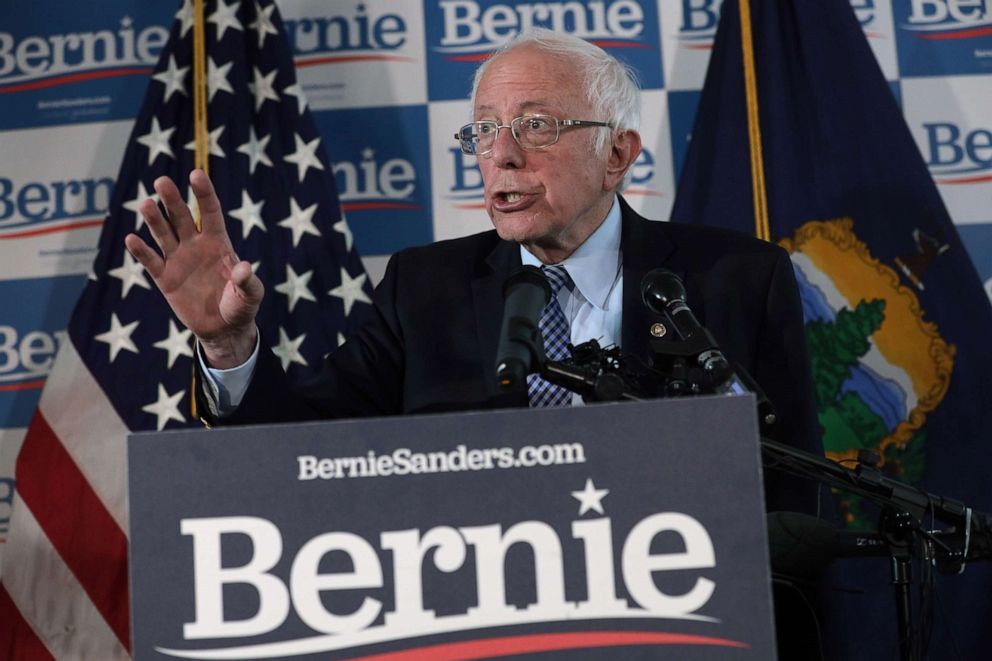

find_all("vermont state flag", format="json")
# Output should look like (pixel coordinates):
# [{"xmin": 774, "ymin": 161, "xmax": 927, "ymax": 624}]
[{"xmin": 671, "ymin": 0, "xmax": 992, "ymax": 658}]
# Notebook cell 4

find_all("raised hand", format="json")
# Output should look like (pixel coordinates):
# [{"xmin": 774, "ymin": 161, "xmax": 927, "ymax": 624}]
[{"xmin": 125, "ymin": 169, "xmax": 264, "ymax": 369}]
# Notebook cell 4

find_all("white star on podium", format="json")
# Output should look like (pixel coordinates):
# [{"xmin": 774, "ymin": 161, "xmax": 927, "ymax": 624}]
[{"xmin": 571, "ymin": 478, "xmax": 609, "ymax": 516}]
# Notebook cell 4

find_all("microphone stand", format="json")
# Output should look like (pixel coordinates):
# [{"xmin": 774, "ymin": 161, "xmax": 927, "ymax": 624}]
[{"xmin": 526, "ymin": 329, "xmax": 992, "ymax": 661}]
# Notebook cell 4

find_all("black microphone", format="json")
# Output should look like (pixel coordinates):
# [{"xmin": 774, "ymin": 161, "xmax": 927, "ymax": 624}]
[
  {"xmin": 496, "ymin": 266, "xmax": 551, "ymax": 390},
  {"xmin": 640, "ymin": 268, "xmax": 730, "ymax": 375},
  {"xmin": 641, "ymin": 268, "xmax": 704, "ymax": 340}
]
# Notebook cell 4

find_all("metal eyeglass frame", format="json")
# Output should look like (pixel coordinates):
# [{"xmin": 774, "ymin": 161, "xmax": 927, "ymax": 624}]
[{"xmin": 454, "ymin": 114, "xmax": 614, "ymax": 156}]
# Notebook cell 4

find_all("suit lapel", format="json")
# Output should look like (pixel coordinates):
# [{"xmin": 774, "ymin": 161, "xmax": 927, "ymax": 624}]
[
  {"xmin": 474, "ymin": 238, "xmax": 526, "ymax": 406},
  {"xmin": 619, "ymin": 196, "xmax": 678, "ymax": 362}
]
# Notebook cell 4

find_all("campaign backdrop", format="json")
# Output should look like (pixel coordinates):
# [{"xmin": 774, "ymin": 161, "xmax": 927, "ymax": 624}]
[{"xmin": 1, "ymin": 0, "xmax": 990, "ymax": 557}]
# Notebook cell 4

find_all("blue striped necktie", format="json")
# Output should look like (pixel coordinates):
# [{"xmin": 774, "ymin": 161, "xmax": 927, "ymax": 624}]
[{"xmin": 528, "ymin": 265, "xmax": 573, "ymax": 407}]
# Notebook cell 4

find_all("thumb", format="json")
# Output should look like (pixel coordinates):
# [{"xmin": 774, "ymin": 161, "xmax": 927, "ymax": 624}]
[{"xmin": 230, "ymin": 259, "xmax": 264, "ymax": 306}]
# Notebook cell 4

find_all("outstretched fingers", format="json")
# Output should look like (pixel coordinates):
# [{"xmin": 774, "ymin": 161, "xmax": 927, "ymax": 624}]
[
  {"xmin": 124, "ymin": 232, "xmax": 165, "ymax": 279},
  {"xmin": 154, "ymin": 175, "xmax": 198, "ymax": 243},
  {"xmin": 137, "ymin": 194, "xmax": 179, "ymax": 258},
  {"xmin": 189, "ymin": 169, "xmax": 227, "ymax": 237}
]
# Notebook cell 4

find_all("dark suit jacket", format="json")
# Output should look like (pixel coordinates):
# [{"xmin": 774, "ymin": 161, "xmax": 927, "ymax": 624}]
[{"xmin": 207, "ymin": 197, "xmax": 822, "ymax": 513}]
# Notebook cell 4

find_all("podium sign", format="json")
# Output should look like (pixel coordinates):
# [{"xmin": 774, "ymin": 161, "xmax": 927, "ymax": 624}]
[{"xmin": 128, "ymin": 396, "xmax": 777, "ymax": 659}]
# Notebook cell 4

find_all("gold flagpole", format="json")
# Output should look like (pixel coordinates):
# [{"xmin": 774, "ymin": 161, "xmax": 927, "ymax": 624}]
[
  {"xmin": 192, "ymin": 0, "xmax": 209, "ymax": 231},
  {"xmin": 738, "ymin": 0, "xmax": 771, "ymax": 241},
  {"xmin": 190, "ymin": 0, "xmax": 209, "ymax": 422}
]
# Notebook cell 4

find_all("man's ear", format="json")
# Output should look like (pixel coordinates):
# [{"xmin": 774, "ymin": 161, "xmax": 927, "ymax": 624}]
[{"xmin": 603, "ymin": 129, "xmax": 642, "ymax": 191}]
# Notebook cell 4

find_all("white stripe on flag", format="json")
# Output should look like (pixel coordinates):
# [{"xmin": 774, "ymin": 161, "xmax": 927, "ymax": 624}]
[
  {"xmin": 4, "ymin": 499, "xmax": 130, "ymax": 661},
  {"xmin": 38, "ymin": 341, "xmax": 131, "ymax": 533}
]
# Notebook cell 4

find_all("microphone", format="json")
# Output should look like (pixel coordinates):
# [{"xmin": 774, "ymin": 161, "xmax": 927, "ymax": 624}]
[
  {"xmin": 496, "ymin": 266, "xmax": 551, "ymax": 390},
  {"xmin": 640, "ymin": 268, "xmax": 730, "ymax": 375}
]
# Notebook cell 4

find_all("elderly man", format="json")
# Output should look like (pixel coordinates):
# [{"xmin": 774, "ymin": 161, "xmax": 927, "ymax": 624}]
[{"xmin": 126, "ymin": 29, "xmax": 820, "ymax": 512}]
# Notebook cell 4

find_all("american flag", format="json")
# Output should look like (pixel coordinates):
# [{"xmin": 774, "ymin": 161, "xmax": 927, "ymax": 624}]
[{"xmin": 0, "ymin": 0, "xmax": 371, "ymax": 656}]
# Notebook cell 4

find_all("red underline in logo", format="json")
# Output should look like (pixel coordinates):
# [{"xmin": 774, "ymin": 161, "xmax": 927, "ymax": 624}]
[
  {"xmin": 915, "ymin": 26, "xmax": 992, "ymax": 40},
  {"xmin": 341, "ymin": 202, "xmax": 421, "ymax": 212},
  {"xmin": 342, "ymin": 630, "xmax": 749, "ymax": 661},
  {"xmin": 0, "ymin": 67, "xmax": 153, "ymax": 94},
  {"xmin": 445, "ymin": 40, "xmax": 649, "ymax": 62},
  {"xmin": 445, "ymin": 53, "xmax": 492, "ymax": 62},
  {"xmin": 0, "ymin": 379, "xmax": 47, "ymax": 392},
  {"xmin": 681, "ymin": 43, "xmax": 713, "ymax": 50},
  {"xmin": 295, "ymin": 54, "xmax": 417, "ymax": 68},
  {"xmin": 935, "ymin": 173, "xmax": 992, "ymax": 184},
  {"xmin": 589, "ymin": 40, "xmax": 651, "ymax": 49},
  {"xmin": 0, "ymin": 217, "xmax": 104, "ymax": 240}
]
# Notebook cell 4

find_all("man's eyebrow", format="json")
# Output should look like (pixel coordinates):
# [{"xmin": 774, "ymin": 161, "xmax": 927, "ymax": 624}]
[{"xmin": 474, "ymin": 101, "xmax": 558, "ymax": 115}]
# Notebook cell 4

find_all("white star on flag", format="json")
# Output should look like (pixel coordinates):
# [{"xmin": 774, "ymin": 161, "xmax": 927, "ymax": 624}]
[
  {"xmin": 228, "ymin": 190, "xmax": 266, "ymax": 239},
  {"xmin": 250, "ymin": 66, "xmax": 280, "ymax": 111},
  {"xmin": 136, "ymin": 117, "xmax": 175, "ymax": 165},
  {"xmin": 153, "ymin": 319, "xmax": 194, "ymax": 369},
  {"xmin": 94, "ymin": 313, "xmax": 140, "ymax": 362},
  {"xmin": 207, "ymin": 57, "xmax": 234, "ymax": 101},
  {"xmin": 275, "ymin": 265, "xmax": 317, "ymax": 312},
  {"xmin": 237, "ymin": 126, "xmax": 273, "ymax": 174},
  {"xmin": 284, "ymin": 133, "xmax": 325, "ymax": 182},
  {"xmin": 123, "ymin": 180, "xmax": 157, "ymax": 231},
  {"xmin": 184, "ymin": 124, "xmax": 226, "ymax": 159},
  {"xmin": 283, "ymin": 82, "xmax": 307, "ymax": 115},
  {"xmin": 108, "ymin": 250, "xmax": 151, "ymax": 298},
  {"xmin": 250, "ymin": 1, "xmax": 279, "ymax": 47},
  {"xmin": 141, "ymin": 384, "xmax": 187, "ymax": 431},
  {"xmin": 328, "ymin": 268, "xmax": 372, "ymax": 317},
  {"xmin": 571, "ymin": 478, "xmax": 610, "ymax": 516},
  {"xmin": 153, "ymin": 55, "xmax": 189, "ymax": 103},
  {"xmin": 175, "ymin": 0, "xmax": 194, "ymax": 38},
  {"xmin": 278, "ymin": 198, "xmax": 320, "ymax": 247},
  {"xmin": 333, "ymin": 218, "xmax": 353, "ymax": 251},
  {"xmin": 208, "ymin": 0, "xmax": 243, "ymax": 40},
  {"xmin": 272, "ymin": 327, "xmax": 307, "ymax": 370}
]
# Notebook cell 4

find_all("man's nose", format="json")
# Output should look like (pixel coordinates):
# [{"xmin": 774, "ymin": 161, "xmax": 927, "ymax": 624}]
[{"xmin": 489, "ymin": 125, "xmax": 524, "ymax": 169}]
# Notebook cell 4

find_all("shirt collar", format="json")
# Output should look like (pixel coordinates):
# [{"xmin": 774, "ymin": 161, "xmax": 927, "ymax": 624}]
[{"xmin": 519, "ymin": 196, "xmax": 621, "ymax": 310}]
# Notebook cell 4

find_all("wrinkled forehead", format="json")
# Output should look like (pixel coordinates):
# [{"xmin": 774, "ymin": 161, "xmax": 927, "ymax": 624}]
[{"xmin": 473, "ymin": 46, "xmax": 590, "ymax": 117}]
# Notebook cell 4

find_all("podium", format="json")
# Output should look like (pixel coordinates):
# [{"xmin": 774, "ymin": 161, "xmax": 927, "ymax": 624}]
[{"xmin": 128, "ymin": 395, "xmax": 778, "ymax": 659}]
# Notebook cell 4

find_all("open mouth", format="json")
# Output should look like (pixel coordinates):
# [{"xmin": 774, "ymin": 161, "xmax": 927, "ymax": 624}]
[{"xmin": 492, "ymin": 191, "xmax": 536, "ymax": 211}]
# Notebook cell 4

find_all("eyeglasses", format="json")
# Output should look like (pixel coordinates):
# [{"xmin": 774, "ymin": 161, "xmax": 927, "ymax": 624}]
[{"xmin": 454, "ymin": 114, "xmax": 614, "ymax": 156}]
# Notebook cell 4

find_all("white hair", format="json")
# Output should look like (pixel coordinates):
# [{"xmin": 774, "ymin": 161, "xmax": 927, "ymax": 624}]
[{"xmin": 470, "ymin": 28, "xmax": 641, "ymax": 157}]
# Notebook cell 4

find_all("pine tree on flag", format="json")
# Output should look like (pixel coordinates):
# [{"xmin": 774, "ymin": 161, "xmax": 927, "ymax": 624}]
[
  {"xmin": 0, "ymin": 0, "xmax": 372, "ymax": 657},
  {"xmin": 671, "ymin": 0, "xmax": 992, "ymax": 657}
]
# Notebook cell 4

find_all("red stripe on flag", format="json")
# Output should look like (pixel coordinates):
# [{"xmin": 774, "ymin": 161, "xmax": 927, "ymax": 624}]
[
  {"xmin": 0, "ymin": 583, "xmax": 56, "ymax": 661},
  {"xmin": 15, "ymin": 411, "xmax": 131, "ymax": 653},
  {"xmin": 343, "ymin": 631, "xmax": 750, "ymax": 661}
]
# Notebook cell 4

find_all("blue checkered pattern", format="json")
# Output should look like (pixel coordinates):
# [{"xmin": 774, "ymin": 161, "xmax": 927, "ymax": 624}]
[{"xmin": 527, "ymin": 265, "xmax": 573, "ymax": 408}]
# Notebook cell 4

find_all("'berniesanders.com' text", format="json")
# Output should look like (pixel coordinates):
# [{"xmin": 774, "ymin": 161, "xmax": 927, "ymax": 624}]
[{"xmin": 297, "ymin": 443, "xmax": 586, "ymax": 480}]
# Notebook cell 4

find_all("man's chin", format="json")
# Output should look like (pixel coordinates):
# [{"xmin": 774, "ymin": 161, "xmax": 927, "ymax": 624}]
[{"xmin": 491, "ymin": 212, "xmax": 538, "ymax": 244}]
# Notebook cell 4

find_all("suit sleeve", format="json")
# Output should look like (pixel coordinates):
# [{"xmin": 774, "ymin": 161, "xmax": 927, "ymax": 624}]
[{"xmin": 197, "ymin": 253, "xmax": 408, "ymax": 426}]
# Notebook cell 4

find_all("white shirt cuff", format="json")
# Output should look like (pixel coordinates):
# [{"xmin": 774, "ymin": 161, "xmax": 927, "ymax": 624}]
[{"xmin": 198, "ymin": 331, "xmax": 260, "ymax": 417}]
